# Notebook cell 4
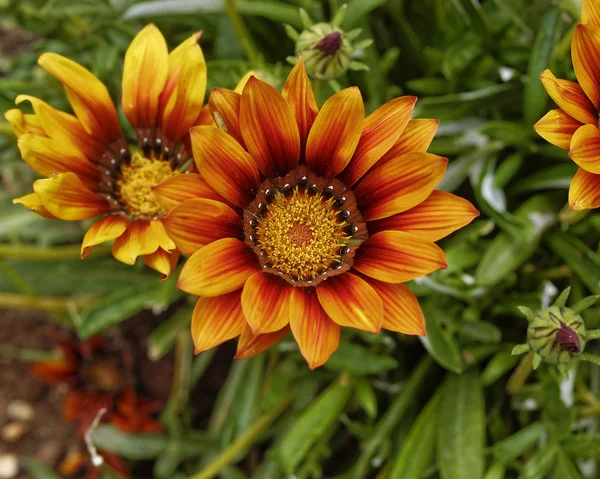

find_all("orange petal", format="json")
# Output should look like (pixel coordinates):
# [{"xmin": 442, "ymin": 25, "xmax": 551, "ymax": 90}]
[
  {"xmin": 569, "ymin": 167, "xmax": 600, "ymax": 209},
  {"xmin": 177, "ymin": 238, "xmax": 257, "ymax": 296},
  {"xmin": 191, "ymin": 291, "xmax": 246, "ymax": 353},
  {"xmin": 355, "ymin": 152, "xmax": 448, "ymax": 221},
  {"xmin": 143, "ymin": 248, "xmax": 180, "ymax": 280},
  {"xmin": 570, "ymin": 124, "xmax": 600, "ymax": 173},
  {"xmin": 289, "ymin": 288, "xmax": 340, "ymax": 369},
  {"xmin": 353, "ymin": 231, "xmax": 447, "ymax": 283},
  {"xmin": 81, "ymin": 215, "xmax": 128, "ymax": 259},
  {"xmin": 38, "ymin": 53, "xmax": 122, "ymax": 143},
  {"xmin": 160, "ymin": 32, "xmax": 207, "ymax": 142},
  {"xmin": 162, "ymin": 198, "xmax": 242, "ymax": 256},
  {"xmin": 30, "ymin": 359, "xmax": 75, "ymax": 384},
  {"xmin": 152, "ymin": 173, "xmax": 224, "ymax": 212},
  {"xmin": 122, "ymin": 24, "xmax": 169, "ymax": 128},
  {"xmin": 583, "ymin": 0, "xmax": 600, "ymax": 27},
  {"xmin": 241, "ymin": 272, "xmax": 293, "ymax": 334},
  {"xmin": 378, "ymin": 119, "xmax": 440, "ymax": 167},
  {"xmin": 369, "ymin": 190, "xmax": 479, "ymax": 242},
  {"xmin": 12, "ymin": 193, "xmax": 58, "ymax": 219},
  {"xmin": 342, "ymin": 96, "xmax": 417, "ymax": 186},
  {"xmin": 534, "ymin": 109, "xmax": 583, "ymax": 150},
  {"xmin": 192, "ymin": 104, "xmax": 214, "ymax": 127},
  {"xmin": 4, "ymin": 108, "xmax": 44, "ymax": 138},
  {"xmin": 240, "ymin": 76, "xmax": 300, "ymax": 176},
  {"xmin": 190, "ymin": 126, "xmax": 260, "ymax": 207},
  {"xmin": 365, "ymin": 278, "xmax": 426, "ymax": 335},
  {"xmin": 572, "ymin": 24, "xmax": 600, "ymax": 109},
  {"xmin": 150, "ymin": 220, "xmax": 176, "ymax": 252},
  {"xmin": 33, "ymin": 172, "xmax": 108, "ymax": 220},
  {"xmin": 234, "ymin": 71, "xmax": 257, "ymax": 94},
  {"xmin": 235, "ymin": 324, "xmax": 290, "ymax": 359},
  {"xmin": 111, "ymin": 220, "xmax": 160, "ymax": 265},
  {"xmin": 306, "ymin": 87, "xmax": 364, "ymax": 178},
  {"xmin": 316, "ymin": 273, "xmax": 383, "ymax": 333},
  {"xmin": 282, "ymin": 57, "xmax": 318, "ymax": 151},
  {"xmin": 540, "ymin": 70, "xmax": 596, "ymax": 124},
  {"xmin": 208, "ymin": 88, "xmax": 244, "ymax": 145}
]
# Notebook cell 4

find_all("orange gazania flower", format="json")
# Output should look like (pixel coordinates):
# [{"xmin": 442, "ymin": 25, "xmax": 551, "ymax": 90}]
[
  {"xmin": 155, "ymin": 59, "xmax": 479, "ymax": 369},
  {"xmin": 534, "ymin": 0, "xmax": 600, "ymax": 210},
  {"xmin": 6, "ymin": 24, "xmax": 211, "ymax": 278}
]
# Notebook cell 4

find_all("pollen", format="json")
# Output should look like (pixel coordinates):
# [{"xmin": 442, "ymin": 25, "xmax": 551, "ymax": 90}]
[
  {"xmin": 256, "ymin": 189, "xmax": 348, "ymax": 280},
  {"xmin": 116, "ymin": 151, "xmax": 179, "ymax": 218}
]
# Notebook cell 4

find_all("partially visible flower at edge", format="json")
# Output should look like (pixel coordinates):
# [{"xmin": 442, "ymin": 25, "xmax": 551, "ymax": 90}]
[
  {"xmin": 152, "ymin": 57, "xmax": 480, "ymax": 369},
  {"xmin": 6, "ymin": 24, "xmax": 214, "ymax": 279},
  {"xmin": 534, "ymin": 0, "xmax": 600, "ymax": 210}
]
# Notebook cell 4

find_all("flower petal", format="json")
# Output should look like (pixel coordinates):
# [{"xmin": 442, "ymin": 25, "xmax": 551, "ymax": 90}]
[
  {"xmin": 143, "ymin": 248, "xmax": 180, "ymax": 280},
  {"xmin": 241, "ymin": 272, "xmax": 293, "ymax": 334},
  {"xmin": 353, "ymin": 231, "xmax": 447, "ymax": 283},
  {"xmin": 122, "ymin": 24, "xmax": 169, "ymax": 128},
  {"xmin": 162, "ymin": 198, "xmax": 242, "ymax": 256},
  {"xmin": 534, "ymin": 109, "xmax": 583, "ymax": 150},
  {"xmin": 81, "ymin": 215, "xmax": 129, "ymax": 259},
  {"xmin": 234, "ymin": 71, "xmax": 257, "ymax": 94},
  {"xmin": 38, "ymin": 53, "xmax": 122, "ymax": 143},
  {"xmin": 365, "ymin": 278, "xmax": 425, "ymax": 335},
  {"xmin": 33, "ymin": 172, "xmax": 108, "ymax": 220},
  {"xmin": 240, "ymin": 76, "xmax": 300, "ymax": 177},
  {"xmin": 570, "ymin": 124, "xmax": 600, "ymax": 173},
  {"xmin": 369, "ymin": 190, "xmax": 479, "ymax": 242},
  {"xmin": 306, "ymin": 87, "xmax": 364, "ymax": 178},
  {"xmin": 377, "ymin": 119, "xmax": 439, "ymax": 167},
  {"xmin": 583, "ymin": 0, "xmax": 600, "ymax": 28},
  {"xmin": 316, "ymin": 273, "xmax": 383, "ymax": 333},
  {"xmin": 540, "ymin": 69, "xmax": 596, "ymax": 125},
  {"xmin": 208, "ymin": 88, "xmax": 244, "ymax": 145},
  {"xmin": 4, "ymin": 108, "xmax": 44, "ymax": 138},
  {"xmin": 152, "ymin": 173, "xmax": 225, "ymax": 212},
  {"xmin": 177, "ymin": 238, "xmax": 257, "ymax": 296},
  {"xmin": 289, "ymin": 288, "xmax": 340, "ymax": 369},
  {"xmin": 190, "ymin": 126, "xmax": 259, "ymax": 208},
  {"xmin": 355, "ymin": 152, "xmax": 448, "ymax": 221},
  {"xmin": 342, "ymin": 96, "xmax": 417, "ymax": 186},
  {"xmin": 191, "ymin": 291, "xmax": 246, "ymax": 354},
  {"xmin": 111, "ymin": 220, "xmax": 160, "ymax": 265},
  {"xmin": 235, "ymin": 324, "xmax": 290, "ymax": 359},
  {"xmin": 160, "ymin": 32, "xmax": 207, "ymax": 142},
  {"xmin": 572, "ymin": 24, "xmax": 600, "ymax": 109},
  {"xmin": 150, "ymin": 220, "xmax": 176, "ymax": 252},
  {"xmin": 569, "ymin": 167, "xmax": 600, "ymax": 210},
  {"xmin": 282, "ymin": 57, "xmax": 318, "ymax": 151},
  {"xmin": 12, "ymin": 193, "xmax": 58, "ymax": 219}
]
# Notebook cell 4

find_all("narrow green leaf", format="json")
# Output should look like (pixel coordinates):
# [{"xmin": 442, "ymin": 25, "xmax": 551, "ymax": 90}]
[
  {"xmin": 22, "ymin": 458, "xmax": 62, "ymax": 479},
  {"xmin": 451, "ymin": 0, "xmax": 488, "ymax": 37},
  {"xmin": 561, "ymin": 434, "xmax": 600, "ymax": 457},
  {"xmin": 481, "ymin": 349, "xmax": 520, "ymax": 385},
  {"xmin": 342, "ymin": 0, "xmax": 387, "ymax": 29},
  {"xmin": 326, "ymin": 342, "xmax": 398, "ymax": 374},
  {"xmin": 147, "ymin": 305, "xmax": 193, "ymax": 361},
  {"xmin": 420, "ymin": 305, "xmax": 465, "ymax": 374},
  {"xmin": 511, "ymin": 163, "xmax": 578, "ymax": 193},
  {"xmin": 551, "ymin": 448, "xmax": 583, "ymax": 479},
  {"xmin": 520, "ymin": 443, "xmax": 558, "ymax": 479},
  {"xmin": 92, "ymin": 424, "xmax": 166, "ymax": 460},
  {"xmin": 437, "ymin": 370, "xmax": 485, "ymax": 479},
  {"xmin": 484, "ymin": 461, "xmax": 507, "ymax": 479},
  {"xmin": 492, "ymin": 422, "xmax": 545, "ymax": 462},
  {"xmin": 355, "ymin": 379, "xmax": 378, "ymax": 419},
  {"xmin": 458, "ymin": 321, "xmax": 502, "ymax": 344}
]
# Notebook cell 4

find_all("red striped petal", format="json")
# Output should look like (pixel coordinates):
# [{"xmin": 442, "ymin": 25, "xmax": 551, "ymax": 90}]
[
  {"xmin": 570, "ymin": 124, "xmax": 600, "ymax": 173},
  {"xmin": 583, "ymin": 0, "xmax": 600, "ymax": 28},
  {"xmin": 143, "ymin": 248, "xmax": 180, "ymax": 280},
  {"xmin": 377, "ymin": 119, "xmax": 439, "ymax": 167},
  {"xmin": 534, "ymin": 109, "xmax": 582, "ymax": 150},
  {"xmin": 111, "ymin": 220, "xmax": 160, "ymax": 265},
  {"xmin": 572, "ymin": 24, "xmax": 600, "ymax": 108},
  {"xmin": 81, "ymin": 215, "xmax": 128, "ymax": 259},
  {"xmin": 235, "ymin": 324, "xmax": 290, "ymax": 359},
  {"xmin": 569, "ymin": 167, "xmax": 600, "ymax": 210},
  {"xmin": 540, "ymin": 69, "xmax": 596, "ymax": 125},
  {"xmin": 12, "ymin": 193, "xmax": 58, "ymax": 219},
  {"xmin": 241, "ymin": 272, "xmax": 293, "ymax": 334},
  {"xmin": 152, "ymin": 173, "xmax": 225, "ymax": 212},
  {"xmin": 208, "ymin": 88, "xmax": 244, "ymax": 145}
]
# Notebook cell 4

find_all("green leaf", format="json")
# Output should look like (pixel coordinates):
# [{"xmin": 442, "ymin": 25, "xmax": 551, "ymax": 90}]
[
  {"xmin": 484, "ymin": 461, "xmax": 507, "ymax": 479},
  {"xmin": 523, "ymin": 7, "xmax": 561, "ymax": 127},
  {"xmin": 355, "ymin": 379, "xmax": 378, "ymax": 419},
  {"xmin": 451, "ymin": 0, "xmax": 488, "ymax": 37},
  {"xmin": 551, "ymin": 448, "xmax": 583, "ymax": 479},
  {"xmin": 389, "ymin": 390, "xmax": 441, "ymax": 479},
  {"xmin": 458, "ymin": 321, "xmax": 502, "ymax": 344},
  {"xmin": 481, "ymin": 348, "xmax": 520, "ymax": 385},
  {"xmin": 561, "ymin": 434, "xmax": 600, "ymax": 457},
  {"xmin": 520, "ymin": 443, "xmax": 558, "ymax": 479},
  {"xmin": 511, "ymin": 163, "xmax": 578, "ymax": 193},
  {"xmin": 326, "ymin": 342, "xmax": 398, "ymax": 374},
  {"xmin": 492, "ymin": 422, "xmax": 545, "ymax": 462},
  {"xmin": 420, "ymin": 304, "xmax": 465, "ymax": 374},
  {"xmin": 279, "ymin": 376, "xmax": 352, "ymax": 474},
  {"xmin": 437, "ymin": 370, "xmax": 485, "ymax": 479},
  {"xmin": 22, "ymin": 458, "xmax": 62, "ymax": 479},
  {"xmin": 342, "ymin": 0, "xmax": 387, "ymax": 29},
  {"xmin": 92, "ymin": 424, "xmax": 166, "ymax": 460},
  {"xmin": 147, "ymin": 305, "xmax": 193, "ymax": 361}
]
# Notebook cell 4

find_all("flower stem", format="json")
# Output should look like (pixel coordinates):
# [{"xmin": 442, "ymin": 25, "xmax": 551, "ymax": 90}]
[
  {"xmin": 162, "ymin": 330, "xmax": 193, "ymax": 422},
  {"xmin": 506, "ymin": 352, "xmax": 534, "ymax": 395},
  {"xmin": 0, "ymin": 243, "xmax": 111, "ymax": 261},
  {"xmin": 0, "ymin": 292, "xmax": 97, "ymax": 312},
  {"xmin": 187, "ymin": 394, "xmax": 291, "ymax": 479},
  {"xmin": 224, "ymin": 0, "xmax": 262, "ymax": 67}
]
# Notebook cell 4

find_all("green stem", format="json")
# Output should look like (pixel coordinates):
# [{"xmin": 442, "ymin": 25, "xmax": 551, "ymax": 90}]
[
  {"xmin": 224, "ymin": 0, "xmax": 262, "ymax": 67},
  {"xmin": 352, "ymin": 356, "xmax": 434, "ymax": 478},
  {"xmin": 587, "ymin": 330, "xmax": 600, "ymax": 340},
  {"xmin": 0, "ymin": 292, "xmax": 97, "ymax": 312},
  {"xmin": 506, "ymin": 352, "xmax": 534, "ymax": 395},
  {"xmin": 162, "ymin": 330, "xmax": 193, "ymax": 422},
  {"xmin": 191, "ymin": 348, "xmax": 217, "ymax": 387},
  {"xmin": 187, "ymin": 394, "xmax": 291, "ymax": 479},
  {"xmin": 0, "ymin": 243, "xmax": 111, "ymax": 261}
]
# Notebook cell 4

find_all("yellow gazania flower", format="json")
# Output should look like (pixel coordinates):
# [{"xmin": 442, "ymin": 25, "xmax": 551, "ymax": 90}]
[
  {"xmin": 154, "ymin": 58, "xmax": 479, "ymax": 369},
  {"xmin": 534, "ymin": 0, "xmax": 600, "ymax": 210},
  {"xmin": 6, "ymin": 24, "xmax": 213, "ymax": 278}
]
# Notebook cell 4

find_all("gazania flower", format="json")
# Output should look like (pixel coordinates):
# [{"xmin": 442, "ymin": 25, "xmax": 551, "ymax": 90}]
[
  {"xmin": 534, "ymin": 0, "xmax": 600, "ymax": 210},
  {"xmin": 155, "ymin": 58, "xmax": 479, "ymax": 369},
  {"xmin": 6, "ymin": 24, "xmax": 211, "ymax": 278}
]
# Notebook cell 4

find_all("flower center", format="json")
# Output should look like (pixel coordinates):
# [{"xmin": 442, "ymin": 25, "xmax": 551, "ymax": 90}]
[
  {"xmin": 244, "ymin": 167, "xmax": 367, "ymax": 287},
  {"xmin": 116, "ymin": 151, "xmax": 179, "ymax": 218}
]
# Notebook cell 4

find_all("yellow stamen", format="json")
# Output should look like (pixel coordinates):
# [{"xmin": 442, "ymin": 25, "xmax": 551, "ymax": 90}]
[
  {"xmin": 116, "ymin": 151, "xmax": 179, "ymax": 218},
  {"xmin": 256, "ymin": 190, "xmax": 348, "ymax": 280}
]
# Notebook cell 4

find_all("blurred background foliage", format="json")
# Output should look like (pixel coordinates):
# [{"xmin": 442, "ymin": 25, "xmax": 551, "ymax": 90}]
[{"xmin": 3, "ymin": 0, "xmax": 600, "ymax": 478}]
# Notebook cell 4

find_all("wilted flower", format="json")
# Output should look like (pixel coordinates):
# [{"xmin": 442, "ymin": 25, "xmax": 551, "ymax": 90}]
[
  {"xmin": 6, "ymin": 24, "xmax": 210, "ymax": 279},
  {"xmin": 155, "ymin": 58, "xmax": 479, "ymax": 369}
]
